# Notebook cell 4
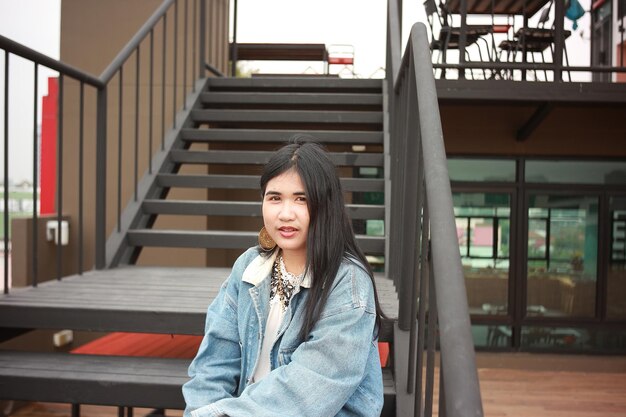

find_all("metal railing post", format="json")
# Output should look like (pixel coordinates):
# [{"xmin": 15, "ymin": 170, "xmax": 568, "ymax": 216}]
[
  {"xmin": 95, "ymin": 87, "xmax": 107, "ymax": 270},
  {"xmin": 199, "ymin": 0, "xmax": 207, "ymax": 78}
]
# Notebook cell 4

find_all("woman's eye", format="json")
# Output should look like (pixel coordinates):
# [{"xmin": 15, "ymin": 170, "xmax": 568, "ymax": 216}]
[{"xmin": 296, "ymin": 196, "xmax": 307, "ymax": 203}]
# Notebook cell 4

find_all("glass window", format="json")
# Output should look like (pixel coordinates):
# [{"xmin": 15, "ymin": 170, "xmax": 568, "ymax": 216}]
[
  {"xmin": 526, "ymin": 194, "xmax": 598, "ymax": 318},
  {"xmin": 454, "ymin": 193, "xmax": 511, "ymax": 316},
  {"xmin": 521, "ymin": 326, "xmax": 589, "ymax": 350},
  {"xmin": 448, "ymin": 159, "xmax": 516, "ymax": 182},
  {"xmin": 472, "ymin": 324, "xmax": 511, "ymax": 348},
  {"xmin": 607, "ymin": 196, "xmax": 626, "ymax": 319},
  {"xmin": 525, "ymin": 160, "xmax": 626, "ymax": 185}
]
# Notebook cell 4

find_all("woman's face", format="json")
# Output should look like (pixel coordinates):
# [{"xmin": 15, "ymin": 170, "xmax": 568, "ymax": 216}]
[{"xmin": 262, "ymin": 168, "xmax": 310, "ymax": 260}]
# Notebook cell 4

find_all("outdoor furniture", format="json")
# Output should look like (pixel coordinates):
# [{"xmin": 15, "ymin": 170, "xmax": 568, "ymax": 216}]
[
  {"xmin": 498, "ymin": 2, "xmax": 572, "ymax": 81},
  {"xmin": 424, "ymin": 0, "xmax": 494, "ymax": 78}
]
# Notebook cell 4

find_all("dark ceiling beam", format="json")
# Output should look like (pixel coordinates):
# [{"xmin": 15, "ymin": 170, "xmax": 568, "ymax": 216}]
[{"xmin": 516, "ymin": 102, "xmax": 554, "ymax": 142}]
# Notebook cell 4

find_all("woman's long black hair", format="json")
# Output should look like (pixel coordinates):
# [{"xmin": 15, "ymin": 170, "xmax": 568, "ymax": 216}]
[{"xmin": 260, "ymin": 134, "xmax": 384, "ymax": 341}]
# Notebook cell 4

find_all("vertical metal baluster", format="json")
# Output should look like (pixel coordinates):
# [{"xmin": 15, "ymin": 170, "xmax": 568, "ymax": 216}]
[
  {"xmin": 424, "ymin": 252, "xmax": 438, "ymax": 417},
  {"xmin": 192, "ymin": 0, "xmax": 197, "ymax": 90},
  {"xmin": 149, "ymin": 29, "xmax": 154, "ymax": 174},
  {"xmin": 161, "ymin": 13, "xmax": 167, "ymax": 150},
  {"xmin": 95, "ymin": 86, "xmax": 107, "ymax": 270},
  {"xmin": 32, "ymin": 63, "xmax": 39, "ymax": 287},
  {"xmin": 173, "ymin": 0, "xmax": 178, "ymax": 128},
  {"xmin": 56, "ymin": 74, "xmax": 63, "ymax": 281},
  {"xmin": 199, "ymin": 0, "xmax": 206, "ymax": 79},
  {"xmin": 118, "ymin": 68, "xmax": 123, "ymax": 232},
  {"xmin": 3, "ymin": 52, "xmax": 9, "ymax": 294},
  {"xmin": 134, "ymin": 47, "xmax": 140, "ymax": 202},
  {"xmin": 78, "ymin": 82, "xmax": 84, "ymax": 274},
  {"xmin": 183, "ymin": 0, "xmax": 188, "ymax": 108}
]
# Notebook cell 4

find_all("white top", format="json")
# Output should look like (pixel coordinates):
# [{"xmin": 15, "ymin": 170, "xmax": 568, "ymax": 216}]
[{"xmin": 251, "ymin": 257, "xmax": 304, "ymax": 383}]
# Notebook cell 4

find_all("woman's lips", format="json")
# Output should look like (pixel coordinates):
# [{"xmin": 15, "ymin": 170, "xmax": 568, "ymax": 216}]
[{"xmin": 278, "ymin": 226, "xmax": 298, "ymax": 238}]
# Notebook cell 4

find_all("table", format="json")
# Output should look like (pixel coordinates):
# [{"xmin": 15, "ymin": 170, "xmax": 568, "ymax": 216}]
[{"xmin": 443, "ymin": 0, "xmax": 550, "ymax": 17}]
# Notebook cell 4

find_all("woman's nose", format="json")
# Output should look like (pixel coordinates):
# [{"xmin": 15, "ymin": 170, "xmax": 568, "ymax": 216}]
[{"xmin": 278, "ymin": 202, "xmax": 296, "ymax": 220}]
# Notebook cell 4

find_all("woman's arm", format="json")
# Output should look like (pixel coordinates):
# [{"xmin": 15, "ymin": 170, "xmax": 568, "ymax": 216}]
[{"xmin": 182, "ymin": 252, "xmax": 251, "ymax": 416}]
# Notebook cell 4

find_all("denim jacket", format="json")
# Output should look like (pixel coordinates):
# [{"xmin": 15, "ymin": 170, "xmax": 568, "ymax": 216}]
[{"xmin": 183, "ymin": 247, "xmax": 383, "ymax": 417}]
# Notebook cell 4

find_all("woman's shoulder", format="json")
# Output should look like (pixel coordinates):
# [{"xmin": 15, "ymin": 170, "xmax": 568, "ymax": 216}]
[
  {"xmin": 326, "ymin": 256, "xmax": 376, "ymax": 311},
  {"xmin": 228, "ymin": 246, "xmax": 263, "ymax": 279}
]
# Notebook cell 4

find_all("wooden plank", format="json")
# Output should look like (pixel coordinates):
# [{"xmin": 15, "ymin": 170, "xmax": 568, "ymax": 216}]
[
  {"xmin": 156, "ymin": 174, "xmax": 384, "ymax": 192},
  {"xmin": 127, "ymin": 230, "xmax": 385, "ymax": 254},
  {"xmin": 0, "ymin": 351, "xmax": 396, "ymax": 411},
  {"xmin": 142, "ymin": 200, "xmax": 385, "ymax": 220},
  {"xmin": 232, "ymin": 43, "xmax": 328, "ymax": 61},
  {"xmin": 0, "ymin": 351, "xmax": 188, "ymax": 409},
  {"xmin": 207, "ymin": 77, "xmax": 382, "ymax": 91},
  {"xmin": 180, "ymin": 128, "xmax": 384, "ymax": 144},
  {"xmin": 201, "ymin": 92, "xmax": 383, "ymax": 106},
  {"xmin": 191, "ymin": 109, "xmax": 383, "ymax": 125},
  {"xmin": 0, "ymin": 267, "xmax": 397, "ymax": 336},
  {"xmin": 169, "ymin": 150, "xmax": 384, "ymax": 167}
]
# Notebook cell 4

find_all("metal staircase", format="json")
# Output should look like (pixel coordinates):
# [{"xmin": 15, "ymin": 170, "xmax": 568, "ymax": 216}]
[
  {"xmin": 112, "ymin": 77, "xmax": 387, "ymax": 267},
  {"xmin": 0, "ymin": 75, "xmax": 399, "ymax": 416}
]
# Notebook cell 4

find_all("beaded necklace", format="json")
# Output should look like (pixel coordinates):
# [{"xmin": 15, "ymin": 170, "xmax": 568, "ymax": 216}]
[{"xmin": 270, "ymin": 255, "xmax": 303, "ymax": 311}]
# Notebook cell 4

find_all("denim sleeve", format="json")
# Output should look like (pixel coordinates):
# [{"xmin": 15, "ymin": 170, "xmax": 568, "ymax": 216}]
[
  {"xmin": 182, "ymin": 253, "xmax": 248, "ymax": 417},
  {"xmin": 191, "ymin": 264, "xmax": 381, "ymax": 417}
]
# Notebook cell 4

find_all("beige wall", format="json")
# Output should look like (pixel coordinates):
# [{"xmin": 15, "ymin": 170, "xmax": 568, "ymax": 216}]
[{"xmin": 58, "ymin": 0, "xmax": 230, "ymax": 271}]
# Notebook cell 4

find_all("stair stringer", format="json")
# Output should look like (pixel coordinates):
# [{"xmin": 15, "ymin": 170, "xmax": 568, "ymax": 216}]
[{"xmin": 105, "ymin": 77, "xmax": 210, "ymax": 268}]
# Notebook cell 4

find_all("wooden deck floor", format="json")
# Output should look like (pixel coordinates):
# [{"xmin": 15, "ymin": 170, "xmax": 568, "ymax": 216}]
[{"xmin": 7, "ymin": 354, "xmax": 626, "ymax": 417}]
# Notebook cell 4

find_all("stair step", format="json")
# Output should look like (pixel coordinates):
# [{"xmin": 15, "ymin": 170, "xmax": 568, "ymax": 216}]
[
  {"xmin": 169, "ymin": 149, "xmax": 384, "ymax": 167},
  {"xmin": 191, "ymin": 109, "xmax": 383, "ymax": 125},
  {"xmin": 207, "ymin": 77, "xmax": 382, "ymax": 92},
  {"xmin": 156, "ymin": 174, "xmax": 384, "ymax": 192},
  {"xmin": 201, "ymin": 92, "xmax": 383, "ymax": 107},
  {"xmin": 142, "ymin": 200, "xmax": 385, "ymax": 220},
  {"xmin": 180, "ymin": 128, "xmax": 384, "ymax": 144},
  {"xmin": 0, "ymin": 351, "xmax": 188, "ymax": 409},
  {"xmin": 127, "ymin": 229, "xmax": 385, "ymax": 254},
  {"xmin": 0, "ymin": 267, "xmax": 397, "ymax": 337},
  {"xmin": 0, "ymin": 351, "xmax": 395, "ymax": 413}
]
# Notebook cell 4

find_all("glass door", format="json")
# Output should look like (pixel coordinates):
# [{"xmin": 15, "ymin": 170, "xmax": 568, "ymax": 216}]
[
  {"xmin": 525, "ymin": 193, "xmax": 599, "ymax": 319},
  {"xmin": 454, "ymin": 192, "xmax": 512, "ymax": 315},
  {"xmin": 454, "ymin": 192, "xmax": 513, "ymax": 347}
]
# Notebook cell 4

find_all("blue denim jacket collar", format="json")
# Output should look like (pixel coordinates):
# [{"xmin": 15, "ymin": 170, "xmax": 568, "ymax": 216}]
[{"xmin": 242, "ymin": 250, "xmax": 312, "ymax": 288}]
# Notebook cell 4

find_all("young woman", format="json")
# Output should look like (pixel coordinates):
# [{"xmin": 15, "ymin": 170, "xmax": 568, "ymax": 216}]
[{"xmin": 183, "ymin": 136, "xmax": 385, "ymax": 417}]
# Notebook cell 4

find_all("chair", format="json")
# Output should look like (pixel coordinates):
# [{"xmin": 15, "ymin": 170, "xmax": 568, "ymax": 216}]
[
  {"xmin": 424, "ymin": 0, "xmax": 493, "ymax": 79},
  {"xmin": 498, "ymin": 1, "xmax": 572, "ymax": 81}
]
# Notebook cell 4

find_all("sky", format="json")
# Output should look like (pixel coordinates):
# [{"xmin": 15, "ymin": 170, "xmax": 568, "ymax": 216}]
[
  {"xmin": 0, "ymin": 0, "xmax": 592, "ymax": 183},
  {"xmin": 0, "ymin": 0, "xmax": 61, "ymax": 185}
]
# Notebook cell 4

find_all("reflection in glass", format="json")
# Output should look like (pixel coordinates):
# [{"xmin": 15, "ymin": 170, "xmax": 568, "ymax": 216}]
[
  {"xmin": 454, "ymin": 193, "xmax": 510, "ymax": 316},
  {"xmin": 525, "ymin": 160, "xmax": 626, "ymax": 185},
  {"xmin": 607, "ymin": 197, "xmax": 626, "ymax": 319},
  {"xmin": 472, "ymin": 325, "xmax": 511, "ymax": 348},
  {"xmin": 448, "ymin": 158, "xmax": 516, "ymax": 182},
  {"xmin": 521, "ymin": 326, "xmax": 588, "ymax": 350},
  {"xmin": 521, "ymin": 326, "xmax": 626, "ymax": 352},
  {"xmin": 526, "ymin": 195, "xmax": 598, "ymax": 318}
]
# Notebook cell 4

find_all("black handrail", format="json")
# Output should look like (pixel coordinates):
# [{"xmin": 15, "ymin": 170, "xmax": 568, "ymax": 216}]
[
  {"xmin": 1, "ymin": 0, "xmax": 223, "ymax": 290},
  {"xmin": 386, "ymin": 1, "xmax": 484, "ymax": 416}
]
